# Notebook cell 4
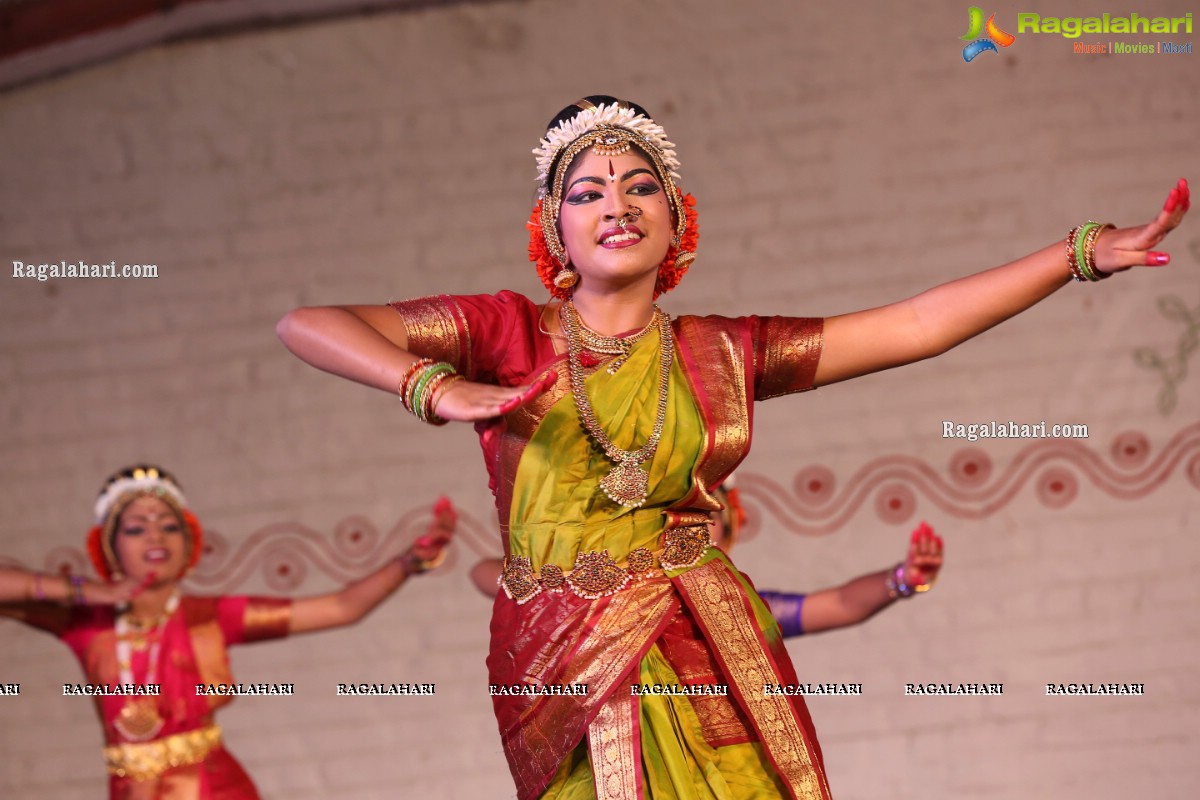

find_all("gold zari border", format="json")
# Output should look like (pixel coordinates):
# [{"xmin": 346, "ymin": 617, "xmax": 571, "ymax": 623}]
[
  {"xmin": 678, "ymin": 562, "xmax": 831, "ymax": 800},
  {"xmin": 588, "ymin": 692, "xmax": 640, "ymax": 800}
]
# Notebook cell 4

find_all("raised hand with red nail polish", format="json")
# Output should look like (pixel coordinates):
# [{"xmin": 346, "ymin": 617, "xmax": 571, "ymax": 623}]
[
  {"xmin": 1090, "ymin": 178, "xmax": 1190, "ymax": 276},
  {"xmin": 433, "ymin": 369, "xmax": 558, "ymax": 421},
  {"xmin": 813, "ymin": 176, "xmax": 1191, "ymax": 387}
]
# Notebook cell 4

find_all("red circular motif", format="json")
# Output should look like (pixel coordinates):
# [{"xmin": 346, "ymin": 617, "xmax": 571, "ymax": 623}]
[
  {"xmin": 264, "ymin": 549, "xmax": 306, "ymax": 591},
  {"xmin": 1111, "ymin": 431, "xmax": 1150, "ymax": 468},
  {"xmin": 793, "ymin": 466, "xmax": 836, "ymax": 506},
  {"xmin": 335, "ymin": 516, "xmax": 377, "ymax": 558},
  {"xmin": 47, "ymin": 546, "xmax": 88, "ymax": 577},
  {"xmin": 200, "ymin": 529, "xmax": 229, "ymax": 565},
  {"xmin": 949, "ymin": 448, "xmax": 992, "ymax": 488},
  {"xmin": 875, "ymin": 483, "xmax": 916, "ymax": 524},
  {"xmin": 1035, "ymin": 467, "xmax": 1078, "ymax": 509}
]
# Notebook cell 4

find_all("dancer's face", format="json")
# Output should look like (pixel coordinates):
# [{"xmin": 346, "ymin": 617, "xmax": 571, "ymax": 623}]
[
  {"xmin": 113, "ymin": 495, "xmax": 189, "ymax": 583},
  {"xmin": 557, "ymin": 149, "xmax": 672, "ymax": 294}
]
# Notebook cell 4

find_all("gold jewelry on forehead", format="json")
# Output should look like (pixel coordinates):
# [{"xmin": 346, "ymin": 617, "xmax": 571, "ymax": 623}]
[
  {"xmin": 539, "ymin": 125, "xmax": 687, "ymax": 268},
  {"xmin": 593, "ymin": 131, "xmax": 633, "ymax": 159}
]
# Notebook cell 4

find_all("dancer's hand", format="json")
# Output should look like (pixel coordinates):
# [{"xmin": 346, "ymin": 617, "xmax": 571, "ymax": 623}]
[
  {"xmin": 1095, "ymin": 178, "xmax": 1190, "ymax": 275},
  {"xmin": 902, "ymin": 522, "xmax": 943, "ymax": 589},
  {"xmin": 402, "ymin": 497, "xmax": 457, "ymax": 575},
  {"xmin": 83, "ymin": 573, "xmax": 154, "ymax": 606},
  {"xmin": 431, "ymin": 371, "xmax": 558, "ymax": 422}
]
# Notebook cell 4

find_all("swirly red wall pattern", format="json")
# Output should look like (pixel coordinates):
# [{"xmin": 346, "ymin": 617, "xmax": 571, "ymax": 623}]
[
  {"xmin": 11, "ymin": 424, "xmax": 1197, "ymax": 590},
  {"xmin": 735, "ymin": 423, "xmax": 1200, "ymax": 540}
]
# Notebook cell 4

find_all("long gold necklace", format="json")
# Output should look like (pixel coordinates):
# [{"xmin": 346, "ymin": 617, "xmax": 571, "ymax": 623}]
[
  {"xmin": 113, "ymin": 590, "xmax": 180, "ymax": 742},
  {"xmin": 561, "ymin": 300, "xmax": 673, "ymax": 508}
]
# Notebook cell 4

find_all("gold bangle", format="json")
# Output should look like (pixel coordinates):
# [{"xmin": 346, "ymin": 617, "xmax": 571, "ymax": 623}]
[
  {"xmin": 1065, "ymin": 225, "xmax": 1086, "ymax": 281},
  {"xmin": 398, "ymin": 358, "xmax": 436, "ymax": 413},
  {"xmin": 428, "ymin": 374, "xmax": 466, "ymax": 425},
  {"xmin": 1083, "ymin": 222, "xmax": 1114, "ymax": 280}
]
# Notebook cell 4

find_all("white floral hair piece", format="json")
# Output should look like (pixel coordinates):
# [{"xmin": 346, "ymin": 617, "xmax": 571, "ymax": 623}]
[
  {"xmin": 94, "ymin": 469, "xmax": 188, "ymax": 524},
  {"xmin": 533, "ymin": 102, "xmax": 681, "ymax": 197}
]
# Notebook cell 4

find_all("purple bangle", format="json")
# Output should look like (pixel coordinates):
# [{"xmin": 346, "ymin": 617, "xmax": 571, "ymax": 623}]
[
  {"xmin": 68, "ymin": 574, "xmax": 86, "ymax": 606},
  {"xmin": 886, "ymin": 563, "xmax": 916, "ymax": 599}
]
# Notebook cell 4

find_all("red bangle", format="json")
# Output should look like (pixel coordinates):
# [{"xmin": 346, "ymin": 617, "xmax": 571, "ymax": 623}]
[{"xmin": 398, "ymin": 358, "xmax": 436, "ymax": 412}]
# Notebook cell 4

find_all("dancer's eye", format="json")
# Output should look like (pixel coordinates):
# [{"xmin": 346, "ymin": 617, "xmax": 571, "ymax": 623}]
[
  {"xmin": 629, "ymin": 183, "xmax": 661, "ymax": 196},
  {"xmin": 565, "ymin": 190, "xmax": 602, "ymax": 204}
]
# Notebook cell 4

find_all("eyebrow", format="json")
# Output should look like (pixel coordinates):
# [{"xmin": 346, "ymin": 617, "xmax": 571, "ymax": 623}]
[{"xmin": 567, "ymin": 168, "xmax": 657, "ymax": 190}]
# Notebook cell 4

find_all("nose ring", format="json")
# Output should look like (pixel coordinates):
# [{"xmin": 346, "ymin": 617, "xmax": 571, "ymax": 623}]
[{"xmin": 617, "ymin": 206, "xmax": 643, "ymax": 230}]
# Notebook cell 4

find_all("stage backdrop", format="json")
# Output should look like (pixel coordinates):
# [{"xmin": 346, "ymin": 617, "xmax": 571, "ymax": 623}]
[{"xmin": 1, "ymin": 0, "xmax": 1197, "ymax": 797}]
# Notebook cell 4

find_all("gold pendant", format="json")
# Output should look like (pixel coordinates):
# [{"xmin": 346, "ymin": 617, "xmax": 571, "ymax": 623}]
[
  {"xmin": 600, "ymin": 459, "xmax": 650, "ymax": 508},
  {"xmin": 113, "ymin": 697, "xmax": 164, "ymax": 743}
]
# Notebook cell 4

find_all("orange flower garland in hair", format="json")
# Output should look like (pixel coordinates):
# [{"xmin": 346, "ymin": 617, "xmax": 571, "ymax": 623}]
[
  {"xmin": 86, "ymin": 506, "xmax": 205, "ymax": 582},
  {"xmin": 654, "ymin": 192, "xmax": 699, "ymax": 299},
  {"xmin": 528, "ymin": 190, "xmax": 700, "ymax": 301}
]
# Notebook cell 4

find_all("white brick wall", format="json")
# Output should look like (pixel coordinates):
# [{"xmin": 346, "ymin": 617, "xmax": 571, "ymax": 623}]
[{"xmin": 2, "ymin": 0, "xmax": 1198, "ymax": 797}]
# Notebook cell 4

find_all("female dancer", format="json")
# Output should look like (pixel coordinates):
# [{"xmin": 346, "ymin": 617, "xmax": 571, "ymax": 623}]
[
  {"xmin": 0, "ymin": 464, "xmax": 454, "ymax": 800},
  {"xmin": 276, "ymin": 96, "xmax": 1189, "ymax": 799}
]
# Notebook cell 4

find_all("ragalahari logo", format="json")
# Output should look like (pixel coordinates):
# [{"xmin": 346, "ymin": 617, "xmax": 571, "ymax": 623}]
[{"xmin": 960, "ymin": 7, "xmax": 1016, "ymax": 61}]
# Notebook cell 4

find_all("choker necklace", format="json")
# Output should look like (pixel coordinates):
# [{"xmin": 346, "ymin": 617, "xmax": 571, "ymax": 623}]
[
  {"xmin": 575, "ymin": 310, "xmax": 658, "ymax": 374},
  {"xmin": 561, "ymin": 300, "xmax": 673, "ymax": 508},
  {"xmin": 114, "ymin": 589, "xmax": 180, "ymax": 742}
]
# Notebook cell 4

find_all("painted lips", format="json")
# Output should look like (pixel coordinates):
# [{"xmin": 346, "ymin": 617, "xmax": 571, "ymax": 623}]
[{"xmin": 600, "ymin": 225, "xmax": 644, "ymax": 247}]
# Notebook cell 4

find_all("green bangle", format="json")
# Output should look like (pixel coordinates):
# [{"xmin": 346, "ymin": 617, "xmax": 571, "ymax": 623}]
[
  {"xmin": 410, "ymin": 363, "xmax": 456, "ymax": 423},
  {"xmin": 1074, "ymin": 221, "xmax": 1101, "ymax": 281},
  {"xmin": 406, "ymin": 363, "xmax": 442, "ymax": 418}
]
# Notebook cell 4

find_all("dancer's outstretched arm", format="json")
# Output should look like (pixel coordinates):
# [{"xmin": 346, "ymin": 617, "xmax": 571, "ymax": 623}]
[
  {"xmin": 0, "ymin": 566, "xmax": 145, "ymax": 607},
  {"xmin": 786, "ymin": 522, "xmax": 944, "ymax": 636},
  {"xmin": 288, "ymin": 497, "xmax": 456, "ymax": 634},
  {"xmin": 816, "ymin": 180, "xmax": 1189, "ymax": 386}
]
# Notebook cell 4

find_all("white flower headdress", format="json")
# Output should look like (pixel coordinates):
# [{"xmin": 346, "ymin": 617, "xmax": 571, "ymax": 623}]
[
  {"xmin": 533, "ymin": 101, "xmax": 682, "ymax": 198},
  {"xmin": 94, "ymin": 466, "xmax": 188, "ymax": 525}
]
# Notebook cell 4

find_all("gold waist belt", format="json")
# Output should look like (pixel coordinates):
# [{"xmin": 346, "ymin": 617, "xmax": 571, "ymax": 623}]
[
  {"xmin": 501, "ymin": 524, "xmax": 712, "ymax": 604},
  {"xmin": 104, "ymin": 724, "xmax": 222, "ymax": 781}
]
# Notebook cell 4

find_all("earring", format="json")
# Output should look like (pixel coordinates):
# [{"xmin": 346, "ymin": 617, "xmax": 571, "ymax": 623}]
[
  {"xmin": 673, "ymin": 252, "xmax": 696, "ymax": 270},
  {"xmin": 553, "ymin": 266, "xmax": 579, "ymax": 290}
]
